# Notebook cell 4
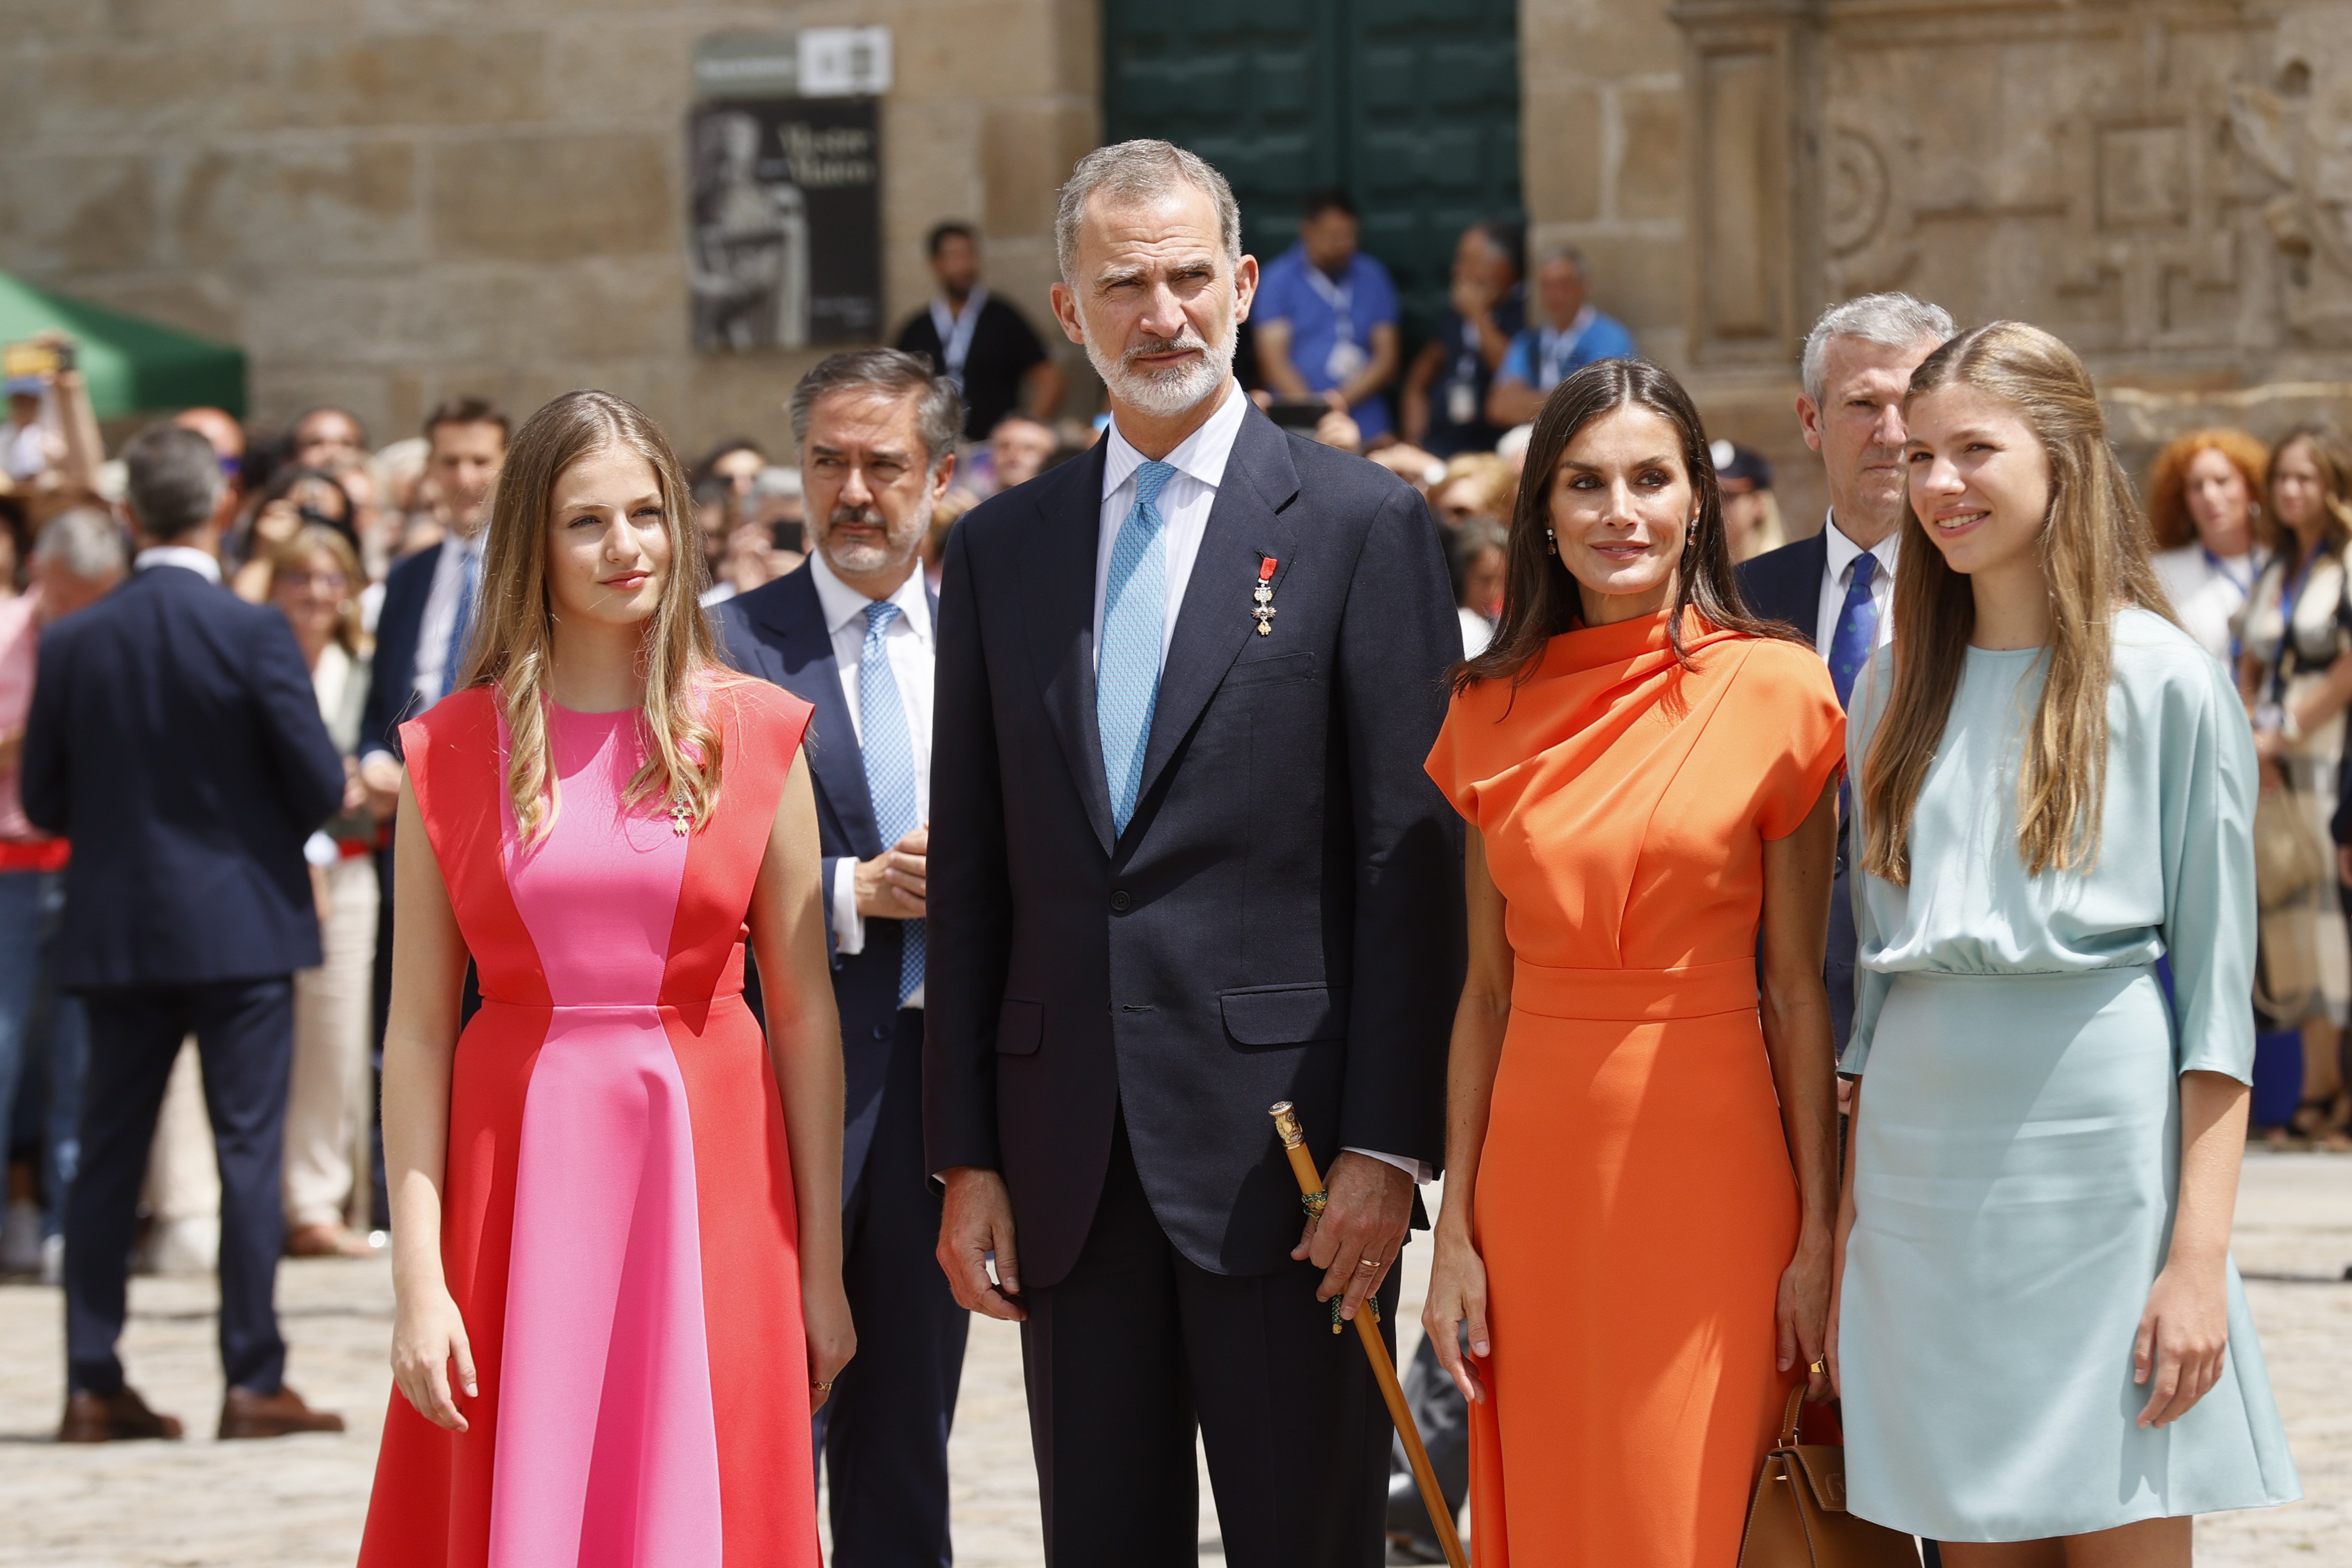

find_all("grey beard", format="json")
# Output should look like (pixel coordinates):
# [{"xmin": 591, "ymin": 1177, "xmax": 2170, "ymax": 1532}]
[{"xmin": 1087, "ymin": 325, "xmax": 1235, "ymax": 421}]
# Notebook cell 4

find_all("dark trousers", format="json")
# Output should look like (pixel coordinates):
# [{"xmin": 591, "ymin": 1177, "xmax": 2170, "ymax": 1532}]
[
  {"xmin": 815, "ymin": 1007, "xmax": 968, "ymax": 1567},
  {"xmin": 1019, "ymin": 1113, "xmax": 1397, "ymax": 1568},
  {"xmin": 66, "ymin": 978, "xmax": 294, "ymax": 1396}
]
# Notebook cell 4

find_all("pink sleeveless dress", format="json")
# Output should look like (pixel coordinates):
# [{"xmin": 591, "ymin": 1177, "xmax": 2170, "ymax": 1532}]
[{"xmin": 359, "ymin": 680, "xmax": 820, "ymax": 1568}]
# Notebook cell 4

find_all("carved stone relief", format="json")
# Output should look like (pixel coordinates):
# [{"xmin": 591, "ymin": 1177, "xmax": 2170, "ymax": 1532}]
[{"xmin": 1675, "ymin": 1, "xmax": 2352, "ymax": 377}]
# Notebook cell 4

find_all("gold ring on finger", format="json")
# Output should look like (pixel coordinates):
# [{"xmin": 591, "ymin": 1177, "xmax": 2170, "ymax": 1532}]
[{"xmin": 1357, "ymin": 1256, "xmax": 1380, "ymax": 1271}]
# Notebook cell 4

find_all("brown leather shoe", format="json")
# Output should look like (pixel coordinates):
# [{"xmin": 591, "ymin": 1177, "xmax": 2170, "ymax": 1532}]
[
  {"xmin": 218, "ymin": 1384, "xmax": 346, "ymax": 1440},
  {"xmin": 59, "ymin": 1387, "xmax": 184, "ymax": 1443},
  {"xmin": 285, "ymin": 1222, "xmax": 383, "ymax": 1259}
]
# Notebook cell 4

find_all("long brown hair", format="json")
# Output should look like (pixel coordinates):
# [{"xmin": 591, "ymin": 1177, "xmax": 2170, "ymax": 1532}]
[
  {"xmin": 1455, "ymin": 358, "xmax": 1798, "ymax": 695},
  {"xmin": 459, "ymin": 390, "xmax": 726, "ymax": 843},
  {"xmin": 2260, "ymin": 423, "xmax": 2352, "ymax": 554},
  {"xmin": 1858, "ymin": 321, "xmax": 2174, "ymax": 884}
]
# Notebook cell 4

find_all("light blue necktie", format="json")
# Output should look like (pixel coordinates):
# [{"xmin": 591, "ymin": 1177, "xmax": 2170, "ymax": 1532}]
[
  {"xmin": 859, "ymin": 600, "xmax": 924, "ymax": 1005},
  {"xmin": 440, "ymin": 542, "xmax": 480, "ymax": 701},
  {"xmin": 1099, "ymin": 460, "xmax": 1177, "ymax": 835}
]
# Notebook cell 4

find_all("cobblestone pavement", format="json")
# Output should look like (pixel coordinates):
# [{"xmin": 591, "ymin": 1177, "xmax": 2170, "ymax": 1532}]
[{"xmin": 1, "ymin": 1155, "xmax": 2343, "ymax": 1565}]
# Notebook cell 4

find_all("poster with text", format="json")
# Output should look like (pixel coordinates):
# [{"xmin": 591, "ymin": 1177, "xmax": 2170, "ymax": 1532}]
[{"xmin": 688, "ymin": 97, "xmax": 880, "ymax": 351}]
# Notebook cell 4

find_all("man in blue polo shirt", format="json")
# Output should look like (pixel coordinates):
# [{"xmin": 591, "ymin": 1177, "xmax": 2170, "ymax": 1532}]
[
  {"xmin": 1486, "ymin": 246, "xmax": 1638, "ymax": 428},
  {"xmin": 1253, "ymin": 188, "xmax": 1402, "ymax": 442}
]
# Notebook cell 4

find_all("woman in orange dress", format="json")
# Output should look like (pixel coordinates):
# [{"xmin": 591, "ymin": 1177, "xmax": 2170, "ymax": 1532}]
[{"xmin": 1422, "ymin": 359, "xmax": 1844, "ymax": 1565}]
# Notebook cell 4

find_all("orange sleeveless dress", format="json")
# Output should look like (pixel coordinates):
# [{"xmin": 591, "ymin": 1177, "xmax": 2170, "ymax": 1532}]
[{"xmin": 1425, "ymin": 611, "xmax": 1844, "ymax": 1566}]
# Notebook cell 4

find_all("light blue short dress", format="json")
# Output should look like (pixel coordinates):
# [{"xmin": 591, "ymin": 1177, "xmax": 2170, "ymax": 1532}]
[{"xmin": 1839, "ymin": 608, "xmax": 2300, "ymax": 1541}]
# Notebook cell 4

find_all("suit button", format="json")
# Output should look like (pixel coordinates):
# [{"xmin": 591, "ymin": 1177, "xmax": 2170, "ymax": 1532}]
[
  {"xmin": 873, "ymin": 1026, "xmax": 887, "ymax": 1040},
  {"xmin": 1110, "ymin": 890, "xmax": 1132, "ymax": 913}
]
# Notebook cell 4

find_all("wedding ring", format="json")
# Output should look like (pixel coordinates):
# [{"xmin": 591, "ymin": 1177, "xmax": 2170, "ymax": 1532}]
[
  {"xmin": 1357, "ymin": 1256, "xmax": 1381, "ymax": 1271},
  {"xmin": 1808, "ymin": 1360, "xmax": 1826, "ymax": 1376}
]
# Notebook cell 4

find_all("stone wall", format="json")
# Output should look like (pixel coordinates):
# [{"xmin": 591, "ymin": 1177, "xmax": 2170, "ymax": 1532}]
[
  {"xmin": 0, "ymin": 0, "xmax": 1098, "ymax": 455},
  {"xmin": 1527, "ymin": 0, "xmax": 2352, "ymax": 536}
]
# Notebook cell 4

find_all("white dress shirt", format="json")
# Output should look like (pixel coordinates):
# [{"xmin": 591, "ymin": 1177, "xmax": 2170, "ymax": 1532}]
[
  {"xmin": 1095, "ymin": 379, "xmax": 1248, "ymax": 663},
  {"xmin": 810, "ymin": 550, "xmax": 934, "ymax": 1010},
  {"xmin": 409, "ymin": 527, "xmax": 489, "ymax": 717},
  {"xmin": 1815, "ymin": 511, "xmax": 1900, "ymax": 658},
  {"xmin": 134, "ymin": 544, "xmax": 225, "ymax": 585},
  {"xmin": 1096, "ymin": 382, "xmax": 1427, "ymax": 1184}
]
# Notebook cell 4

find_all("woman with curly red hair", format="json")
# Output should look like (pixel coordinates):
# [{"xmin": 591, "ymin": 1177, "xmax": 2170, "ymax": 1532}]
[{"xmin": 2145, "ymin": 428, "xmax": 2268, "ymax": 664}]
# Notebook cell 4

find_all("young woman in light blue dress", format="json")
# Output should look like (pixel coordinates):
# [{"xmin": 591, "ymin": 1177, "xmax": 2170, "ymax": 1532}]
[{"xmin": 1832, "ymin": 321, "xmax": 2299, "ymax": 1564}]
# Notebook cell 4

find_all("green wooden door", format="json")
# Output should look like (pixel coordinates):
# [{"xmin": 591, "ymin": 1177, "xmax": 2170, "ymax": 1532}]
[{"xmin": 1103, "ymin": 0, "xmax": 1521, "ymax": 346}]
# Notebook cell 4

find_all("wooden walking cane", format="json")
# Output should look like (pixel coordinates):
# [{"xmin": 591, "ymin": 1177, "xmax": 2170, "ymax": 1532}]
[{"xmin": 1269, "ymin": 1102, "xmax": 1470, "ymax": 1568}]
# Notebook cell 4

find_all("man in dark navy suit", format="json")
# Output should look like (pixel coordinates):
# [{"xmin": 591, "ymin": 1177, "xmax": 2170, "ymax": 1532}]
[
  {"xmin": 24, "ymin": 425, "xmax": 348, "ymax": 1443},
  {"xmin": 926, "ymin": 141, "xmax": 1464, "ymax": 1567},
  {"xmin": 718, "ymin": 349, "xmax": 967, "ymax": 1568},
  {"xmin": 1736, "ymin": 293, "xmax": 1952, "ymax": 1054},
  {"xmin": 356, "ymin": 398, "xmax": 508, "ymax": 1052}
]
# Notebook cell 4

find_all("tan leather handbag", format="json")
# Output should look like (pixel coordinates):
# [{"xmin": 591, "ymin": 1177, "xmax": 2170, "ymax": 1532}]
[
  {"xmin": 2253, "ymin": 783, "xmax": 2325, "ymax": 914},
  {"xmin": 1735, "ymin": 1391, "xmax": 1918, "ymax": 1568}
]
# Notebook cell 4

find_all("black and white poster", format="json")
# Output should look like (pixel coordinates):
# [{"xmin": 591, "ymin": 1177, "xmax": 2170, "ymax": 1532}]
[{"xmin": 688, "ymin": 97, "xmax": 880, "ymax": 351}]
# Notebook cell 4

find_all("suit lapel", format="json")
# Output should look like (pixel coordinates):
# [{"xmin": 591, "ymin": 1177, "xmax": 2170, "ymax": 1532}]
[
  {"xmin": 1019, "ymin": 446, "xmax": 1118, "ymax": 856},
  {"xmin": 750, "ymin": 569, "xmax": 883, "ymax": 857},
  {"xmin": 1132, "ymin": 411, "xmax": 1300, "ymax": 816}
]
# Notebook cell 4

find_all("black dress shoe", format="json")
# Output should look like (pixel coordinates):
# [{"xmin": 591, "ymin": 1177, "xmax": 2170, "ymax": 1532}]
[{"xmin": 59, "ymin": 1387, "xmax": 184, "ymax": 1443}]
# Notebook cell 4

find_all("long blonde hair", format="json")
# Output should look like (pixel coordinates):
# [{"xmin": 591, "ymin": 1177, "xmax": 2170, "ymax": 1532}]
[
  {"xmin": 267, "ymin": 524, "xmax": 369, "ymax": 657},
  {"xmin": 1859, "ymin": 321, "xmax": 2175, "ymax": 884},
  {"xmin": 458, "ymin": 390, "xmax": 724, "ymax": 843}
]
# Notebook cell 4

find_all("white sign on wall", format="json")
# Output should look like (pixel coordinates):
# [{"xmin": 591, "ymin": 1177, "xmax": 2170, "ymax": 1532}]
[{"xmin": 796, "ymin": 27, "xmax": 892, "ymax": 97}]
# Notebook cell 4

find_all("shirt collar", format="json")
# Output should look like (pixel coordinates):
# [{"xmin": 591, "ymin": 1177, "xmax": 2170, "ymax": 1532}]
[
  {"xmin": 1542, "ymin": 303, "xmax": 1598, "ymax": 342},
  {"xmin": 1823, "ymin": 510, "xmax": 1900, "ymax": 583},
  {"xmin": 1101, "ymin": 379, "xmax": 1247, "ymax": 502},
  {"xmin": 807, "ymin": 548, "xmax": 932, "ymax": 645},
  {"xmin": 133, "ymin": 544, "xmax": 223, "ymax": 586}
]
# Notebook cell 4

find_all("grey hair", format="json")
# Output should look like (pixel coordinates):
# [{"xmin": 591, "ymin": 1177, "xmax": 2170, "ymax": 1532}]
[
  {"xmin": 1800, "ymin": 292, "xmax": 1956, "ymax": 405},
  {"xmin": 34, "ymin": 506, "xmax": 127, "ymax": 580},
  {"xmin": 1054, "ymin": 140, "xmax": 1242, "ymax": 283},
  {"xmin": 786, "ymin": 349, "xmax": 963, "ymax": 470},
  {"xmin": 120, "ymin": 424, "xmax": 225, "ymax": 541},
  {"xmin": 1534, "ymin": 244, "xmax": 1588, "ymax": 276}
]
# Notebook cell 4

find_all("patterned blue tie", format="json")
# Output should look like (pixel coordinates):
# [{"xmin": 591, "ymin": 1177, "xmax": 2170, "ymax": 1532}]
[
  {"xmin": 1099, "ymin": 459, "xmax": 1177, "ymax": 835},
  {"xmin": 440, "ymin": 541, "xmax": 480, "ymax": 701},
  {"xmin": 858, "ymin": 600, "xmax": 924, "ymax": 1005},
  {"xmin": 1826, "ymin": 551, "xmax": 1880, "ymax": 709}
]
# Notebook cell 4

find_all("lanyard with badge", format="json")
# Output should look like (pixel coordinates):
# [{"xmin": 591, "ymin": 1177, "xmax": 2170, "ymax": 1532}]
[
  {"xmin": 1537, "ymin": 308, "xmax": 1593, "ymax": 388},
  {"xmin": 2204, "ymin": 547, "xmax": 2255, "ymax": 663},
  {"xmin": 1445, "ymin": 316, "xmax": 1483, "ymax": 428},
  {"xmin": 929, "ymin": 286, "xmax": 987, "ymax": 392},
  {"xmin": 1303, "ymin": 265, "xmax": 1368, "ymax": 386}
]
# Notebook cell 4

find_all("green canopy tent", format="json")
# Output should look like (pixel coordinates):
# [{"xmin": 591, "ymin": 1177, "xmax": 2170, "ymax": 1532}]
[{"xmin": 0, "ymin": 271, "xmax": 245, "ymax": 419}]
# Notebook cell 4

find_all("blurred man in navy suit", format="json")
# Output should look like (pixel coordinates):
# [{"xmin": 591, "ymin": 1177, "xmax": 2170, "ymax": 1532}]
[
  {"xmin": 25, "ymin": 424, "xmax": 349, "ymax": 1444},
  {"xmin": 718, "ymin": 349, "xmax": 967, "ymax": 1567}
]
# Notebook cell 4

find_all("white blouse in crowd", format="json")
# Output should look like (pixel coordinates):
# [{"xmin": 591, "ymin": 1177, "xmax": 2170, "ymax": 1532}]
[{"xmin": 2152, "ymin": 542, "xmax": 2265, "ymax": 666}]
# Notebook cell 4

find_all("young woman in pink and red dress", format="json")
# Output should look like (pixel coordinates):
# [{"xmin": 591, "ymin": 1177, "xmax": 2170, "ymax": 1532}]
[{"xmin": 358, "ymin": 389, "xmax": 851, "ymax": 1567}]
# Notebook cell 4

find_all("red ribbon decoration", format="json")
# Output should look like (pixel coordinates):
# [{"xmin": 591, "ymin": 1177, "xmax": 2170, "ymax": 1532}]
[{"xmin": 1259, "ymin": 557, "xmax": 1279, "ymax": 582}]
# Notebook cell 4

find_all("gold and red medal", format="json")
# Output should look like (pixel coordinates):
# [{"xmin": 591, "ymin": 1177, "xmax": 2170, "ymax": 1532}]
[{"xmin": 1252, "ymin": 557, "xmax": 1278, "ymax": 635}]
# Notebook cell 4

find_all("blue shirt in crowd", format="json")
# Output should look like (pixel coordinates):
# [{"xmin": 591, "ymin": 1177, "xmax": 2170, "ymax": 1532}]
[
  {"xmin": 1498, "ymin": 305, "xmax": 1638, "ymax": 395},
  {"xmin": 1254, "ymin": 242, "xmax": 1401, "ymax": 440}
]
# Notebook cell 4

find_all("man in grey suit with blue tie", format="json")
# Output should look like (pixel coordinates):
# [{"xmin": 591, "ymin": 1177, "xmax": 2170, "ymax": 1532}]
[{"xmin": 717, "ymin": 349, "xmax": 966, "ymax": 1567}]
